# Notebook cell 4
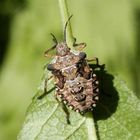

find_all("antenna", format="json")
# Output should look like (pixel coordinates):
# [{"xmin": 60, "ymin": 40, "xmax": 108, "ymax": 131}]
[{"xmin": 64, "ymin": 15, "xmax": 73, "ymax": 42}]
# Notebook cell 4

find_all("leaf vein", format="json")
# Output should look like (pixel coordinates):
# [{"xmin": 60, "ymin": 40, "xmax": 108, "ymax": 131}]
[
  {"xmin": 65, "ymin": 117, "xmax": 86, "ymax": 140},
  {"xmin": 34, "ymin": 103, "xmax": 59, "ymax": 140},
  {"xmin": 99, "ymin": 102, "xmax": 132, "ymax": 138}
]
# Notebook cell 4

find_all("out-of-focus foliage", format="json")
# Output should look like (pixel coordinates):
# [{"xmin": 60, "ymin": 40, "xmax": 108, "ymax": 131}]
[{"xmin": 0, "ymin": 0, "xmax": 140, "ymax": 140}]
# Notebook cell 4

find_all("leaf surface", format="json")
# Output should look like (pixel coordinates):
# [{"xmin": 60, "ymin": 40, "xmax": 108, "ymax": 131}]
[{"xmin": 18, "ymin": 70, "xmax": 140, "ymax": 140}]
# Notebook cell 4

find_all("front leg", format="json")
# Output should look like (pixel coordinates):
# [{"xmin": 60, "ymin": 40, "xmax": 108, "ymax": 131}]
[
  {"xmin": 44, "ymin": 33, "xmax": 58, "ymax": 58},
  {"xmin": 44, "ymin": 45, "xmax": 56, "ymax": 58},
  {"xmin": 73, "ymin": 37, "xmax": 86, "ymax": 51}
]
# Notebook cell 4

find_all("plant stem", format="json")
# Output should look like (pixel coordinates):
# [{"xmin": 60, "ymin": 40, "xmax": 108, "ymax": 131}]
[
  {"xmin": 58, "ymin": 0, "xmax": 73, "ymax": 47},
  {"xmin": 85, "ymin": 112, "xmax": 98, "ymax": 140}
]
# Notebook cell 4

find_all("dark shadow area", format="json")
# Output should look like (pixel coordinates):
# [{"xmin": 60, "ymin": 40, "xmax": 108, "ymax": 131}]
[
  {"xmin": 0, "ymin": 14, "xmax": 11, "ymax": 67},
  {"xmin": 90, "ymin": 64, "xmax": 119, "ymax": 140},
  {"xmin": 0, "ymin": 0, "xmax": 27, "ymax": 68},
  {"xmin": 92, "ymin": 65, "xmax": 119, "ymax": 120}
]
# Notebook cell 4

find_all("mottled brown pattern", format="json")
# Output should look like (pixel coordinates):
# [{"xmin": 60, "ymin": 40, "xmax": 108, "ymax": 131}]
[
  {"xmin": 56, "ymin": 76, "xmax": 99, "ymax": 114},
  {"xmin": 45, "ymin": 41, "xmax": 100, "ymax": 114},
  {"xmin": 53, "ymin": 52, "xmax": 80, "ymax": 69},
  {"xmin": 39, "ymin": 16, "xmax": 100, "ymax": 115}
]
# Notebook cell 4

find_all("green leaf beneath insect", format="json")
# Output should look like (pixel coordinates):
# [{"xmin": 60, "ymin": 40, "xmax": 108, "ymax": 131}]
[{"xmin": 18, "ymin": 70, "xmax": 140, "ymax": 140}]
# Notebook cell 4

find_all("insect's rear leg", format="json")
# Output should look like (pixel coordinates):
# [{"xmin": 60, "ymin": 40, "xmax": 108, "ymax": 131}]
[
  {"xmin": 73, "ymin": 37, "xmax": 86, "ymax": 51},
  {"xmin": 62, "ymin": 102, "xmax": 71, "ymax": 124},
  {"xmin": 55, "ymin": 97, "xmax": 71, "ymax": 124},
  {"xmin": 38, "ymin": 75, "xmax": 53, "ymax": 99},
  {"xmin": 56, "ymin": 96, "xmax": 70, "ymax": 124}
]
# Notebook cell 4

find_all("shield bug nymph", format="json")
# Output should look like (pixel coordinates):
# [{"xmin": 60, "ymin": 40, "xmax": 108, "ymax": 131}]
[{"xmin": 38, "ymin": 15, "xmax": 101, "ymax": 121}]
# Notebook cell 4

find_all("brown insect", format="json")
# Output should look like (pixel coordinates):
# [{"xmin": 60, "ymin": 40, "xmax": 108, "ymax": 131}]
[{"xmin": 38, "ymin": 15, "xmax": 100, "ymax": 122}]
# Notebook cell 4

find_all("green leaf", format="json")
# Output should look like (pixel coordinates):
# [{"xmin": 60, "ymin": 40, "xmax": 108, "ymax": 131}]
[
  {"xmin": 94, "ymin": 74, "xmax": 140, "ymax": 140},
  {"xmin": 18, "ymin": 69, "xmax": 140, "ymax": 140},
  {"xmin": 17, "ymin": 70, "xmax": 97, "ymax": 140}
]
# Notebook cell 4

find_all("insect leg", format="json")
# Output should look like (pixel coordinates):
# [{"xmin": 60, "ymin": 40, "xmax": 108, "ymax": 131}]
[
  {"xmin": 44, "ymin": 33, "xmax": 58, "ymax": 58},
  {"xmin": 44, "ymin": 75, "xmax": 54, "ymax": 93},
  {"xmin": 73, "ymin": 37, "xmax": 86, "ymax": 51},
  {"xmin": 62, "ymin": 102, "xmax": 71, "ymax": 124},
  {"xmin": 37, "ymin": 75, "xmax": 53, "ymax": 99},
  {"xmin": 86, "ymin": 57, "xmax": 99, "ymax": 65},
  {"xmin": 55, "ymin": 97, "xmax": 70, "ymax": 124},
  {"xmin": 44, "ymin": 45, "xmax": 56, "ymax": 58}
]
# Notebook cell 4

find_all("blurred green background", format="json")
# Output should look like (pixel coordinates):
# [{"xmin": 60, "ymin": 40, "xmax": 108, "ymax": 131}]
[{"xmin": 0, "ymin": 0, "xmax": 140, "ymax": 140}]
